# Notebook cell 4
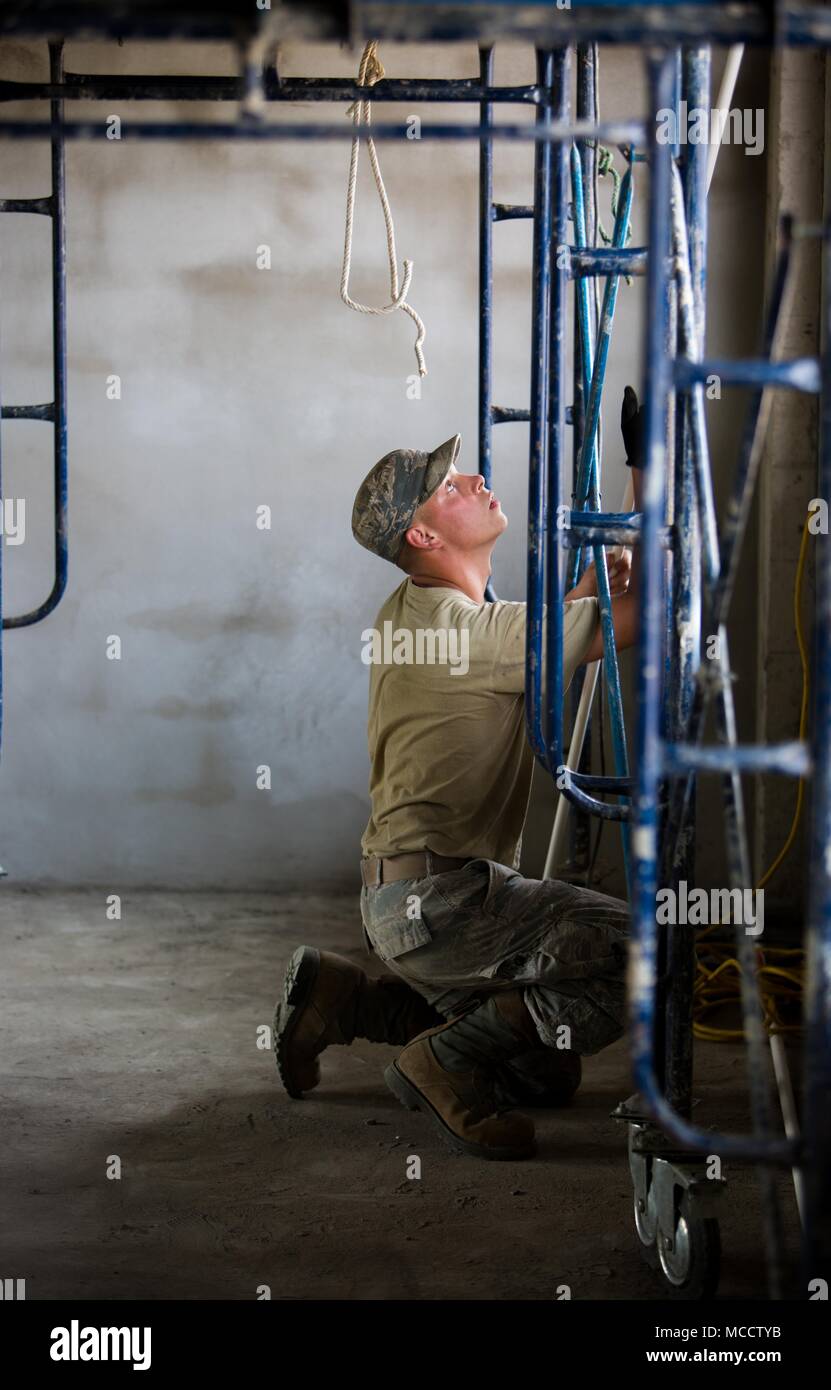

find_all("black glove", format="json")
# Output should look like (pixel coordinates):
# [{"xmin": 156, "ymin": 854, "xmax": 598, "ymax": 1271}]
[{"xmin": 621, "ymin": 384, "xmax": 645, "ymax": 469}]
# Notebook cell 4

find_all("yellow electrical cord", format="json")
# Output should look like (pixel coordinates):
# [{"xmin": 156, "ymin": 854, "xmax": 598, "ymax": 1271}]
[{"xmin": 692, "ymin": 510, "xmax": 812, "ymax": 1042}]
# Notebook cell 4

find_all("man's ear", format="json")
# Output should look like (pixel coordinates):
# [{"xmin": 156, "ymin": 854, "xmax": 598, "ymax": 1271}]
[{"xmin": 404, "ymin": 522, "xmax": 439, "ymax": 553}]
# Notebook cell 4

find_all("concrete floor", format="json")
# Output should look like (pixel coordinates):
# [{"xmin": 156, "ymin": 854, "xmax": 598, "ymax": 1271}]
[{"xmin": 0, "ymin": 888, "xmax": 802, "ymax": 1301}]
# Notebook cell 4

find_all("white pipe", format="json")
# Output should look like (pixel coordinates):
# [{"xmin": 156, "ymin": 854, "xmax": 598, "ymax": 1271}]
[
  {"xmin": 706, "ymin": 45, "xmax": 745, "ymax": 194},
  {"xmin": 543, "ymin": 660, "xmax": 601, "ymax": 878},
  {"xmin": 769, "ymin": 1033, "xmax": 805, "ymax": 1225}
]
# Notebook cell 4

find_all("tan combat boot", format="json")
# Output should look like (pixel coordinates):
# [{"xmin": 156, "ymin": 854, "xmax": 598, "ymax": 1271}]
[
  {"xmin": 274, "ymin": 946, "xmax": 443, "ymax": 1099},
  {"xmin": 384, "ymin": 990, "xmax": 542, "ymax": 1161}
]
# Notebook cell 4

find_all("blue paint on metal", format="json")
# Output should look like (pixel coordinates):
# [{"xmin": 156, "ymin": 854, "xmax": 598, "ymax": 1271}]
[
  {"xmin": 630, "ymin": 47, "xmax": 683, "ymax": 1142},
  {"xmin": 0, "ymin": 75, "xmax": 543, "ymax": 104},
  {"xmin": 543, "ymin": 45, "xmax": 570, "ymax": 786},
  {"xmin": 570, "ymin": 770, "xmax": 634, "ymax": 793},
  {"xmin": 566, "ymin": 39, "xmax": 598, "ymax": 884},
  {"xmin": 478, "ymin": 45, "xmax": 494, "ymax": 496},
  {"xmin": 570, "ymin": 144, "xmax": 601, "ymax": 504},
  {"xmin": 562, "ymin": 154, "xmax": 637, "ymax": 842},
  {"xmin": 569, "ymin": 245, "xmax": 647, "ymax": 277},
  {"xmin": 479, "ymin": 45, "xmax": 496, "ymax": 608},
  {"xmin": 525, "ymin": 49, "xmax": 555, "ymax": 767},
  {"xmin": 557, "ymin": 768, "xmax": 631, "ymax": 821},
  {"xmin": 567, "ymin": 162, "xmax": 634, "ymax": 588},
  {"xmin": 671, "ymin": 47, "xmax": 682, "ymax": 162},
  {"xmin": 0, "ymin": 196, "xmax": 53, "ymax": 214},
  {"xmin": 662, "ymin": 42, "xmax": 706, "ymax": 1121},
  {"xmin": 670, "ymin": 162, "xmax": 719, "ymax": 589},
  {"xmin": 0, "ymin": 117, "xmax": 648, "ymax": 145},
  {"xmin": 675, "ymin": 355, "xmax": 822, "ymax": 392},
  {"xmin": 492, "ymin": 203, "xmax": 534, "ymax": 221},
  {"xmin": 569, "ymin": 141, "xmax": 632, "ymax": 887},
  {"xmin": 2, "ymin": 39, "xmax": 68, "ymax": 642},
  {"xmin": 563, "ymin": 509, "xmax": 674, "ymax": 550},
  {"xmin": 628, "ymin": 54, "xmax": 807, "ymax": 1253},
  {"xmin": 663, "ymin": 740, "xmax": 811, "ymax": 777},
  {"xmin": 800, "ymin": 216, "xmax": 831, "ymax": 1288},
  {"xmin": 0, "ymin": 2, "xmax": 826, "ymax": 48},
  {"xmin": 569, "ymin": 55, "xmax": 595, "ymax": 880}
]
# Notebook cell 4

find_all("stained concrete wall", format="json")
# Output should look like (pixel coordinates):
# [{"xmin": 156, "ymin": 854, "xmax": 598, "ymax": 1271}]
[
  {"xmin": 753, "ymin": 46, "xmax": 826, "ymax": 923},
  {"xmin": 0, "ymin": 39, "xmax": 776, "ymax": 890}
]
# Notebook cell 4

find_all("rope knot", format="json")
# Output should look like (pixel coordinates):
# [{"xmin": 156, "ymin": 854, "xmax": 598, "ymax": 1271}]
[
  {"xmin": 340, "ymin": 40, "xmax": 427, "ymax": 376},
  {"xmin": 363, "ymin": 43, "xmax": 385, "ymax": 86}
]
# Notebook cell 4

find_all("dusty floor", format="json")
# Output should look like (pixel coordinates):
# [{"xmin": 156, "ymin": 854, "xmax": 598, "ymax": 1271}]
[{"xmin": 0, "ymin": 888, "xmax": 802, "ymax": 1301}]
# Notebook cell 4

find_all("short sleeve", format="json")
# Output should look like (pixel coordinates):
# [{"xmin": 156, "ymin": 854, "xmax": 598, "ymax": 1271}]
[
  {"xmin": 562, "ymin": 597, "xmax": 600, "ymax": 689},
  {"xmin": 468, "ymin": 596, "xmax": 599, "ymax": 695}
]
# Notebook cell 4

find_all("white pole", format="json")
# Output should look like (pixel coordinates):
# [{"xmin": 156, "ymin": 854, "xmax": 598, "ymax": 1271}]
[
  {"xmin": 706, "ymin": 45, "xmax": 745, "ymax": 194},
  {"xmin": 543, "ymin": 660, "xmax": 601, "ymax": 879},
  {"xmin": 769, "ymin": 1033, "xmax": 805, "ymax": 1225}
]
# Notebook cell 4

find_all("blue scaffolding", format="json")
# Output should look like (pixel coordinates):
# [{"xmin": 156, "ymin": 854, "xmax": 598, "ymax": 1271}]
[{"xmin": 0, "ymin": 0, "xmax": 829, "ymax": 1300}]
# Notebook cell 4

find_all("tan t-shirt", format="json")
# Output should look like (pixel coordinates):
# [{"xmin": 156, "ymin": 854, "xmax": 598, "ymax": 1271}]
[{"xmin": 360, "ymin": 578, "xmax": 599, "ymax": 869}]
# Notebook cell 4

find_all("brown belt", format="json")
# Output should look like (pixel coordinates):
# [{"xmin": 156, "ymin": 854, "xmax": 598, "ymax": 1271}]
[{"xmin": 360, "ymin": 851, "xmax": 472, "ymax": 887}]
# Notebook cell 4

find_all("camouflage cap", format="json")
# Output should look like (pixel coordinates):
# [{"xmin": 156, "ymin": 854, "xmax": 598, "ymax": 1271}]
[{"xmin": 351, "ymin": 433, "xmax": 462, "ymax": 564}]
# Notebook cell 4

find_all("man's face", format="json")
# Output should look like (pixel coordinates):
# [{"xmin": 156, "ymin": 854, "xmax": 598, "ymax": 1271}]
[{"xmin": 407, "ymin": 464, "xmax": 508, "ymax": 554}]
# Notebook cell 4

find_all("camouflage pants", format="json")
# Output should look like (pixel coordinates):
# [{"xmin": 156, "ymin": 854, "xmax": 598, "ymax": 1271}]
[{"xmin": 360, "ymin": 856, "xmax": 630, "ymax": 1057}]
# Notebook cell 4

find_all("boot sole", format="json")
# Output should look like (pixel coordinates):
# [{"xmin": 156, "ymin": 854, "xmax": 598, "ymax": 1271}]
[
  {"xmin": 273, "ymin": 945, "xmax": 321, "ymax": 1100},
  {"xmin": 384, "ymin": 1059, "xmax": 536, "ymax": 1162}
]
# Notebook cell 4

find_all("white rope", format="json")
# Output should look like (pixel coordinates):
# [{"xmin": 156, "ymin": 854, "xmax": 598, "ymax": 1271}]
[{"xmin": 339, "ymin": 40, "xmax": 427, "ymax": 376}]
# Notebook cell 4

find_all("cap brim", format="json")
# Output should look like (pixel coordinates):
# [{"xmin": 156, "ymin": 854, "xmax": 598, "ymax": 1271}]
[{"xmin": 423, "ymin": 433, "xmax": 462, "ymax": 503}]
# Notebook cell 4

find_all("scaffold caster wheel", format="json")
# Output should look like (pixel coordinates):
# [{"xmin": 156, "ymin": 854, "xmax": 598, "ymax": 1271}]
[
  {"xmin": 656, "ymin": 1190, "xmax": 721, "ymax": 1299},
  {"xmin": 634, "ymin": 1183, "xmax": 660, "ymax": 1269}
]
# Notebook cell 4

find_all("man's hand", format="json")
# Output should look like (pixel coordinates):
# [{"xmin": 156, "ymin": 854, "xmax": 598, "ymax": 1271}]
[
  {"xmin": 621, "ymin": 384, "xmax": 645, "ymax": 469},
  {"xmin": 566, "ymin": 550, "xmax": 632, "ymax": 602}
]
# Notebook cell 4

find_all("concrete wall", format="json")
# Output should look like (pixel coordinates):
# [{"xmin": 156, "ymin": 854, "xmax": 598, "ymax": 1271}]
[
  {"xmin": 0, "ymin": 38, "xmax": 776, "ymax": 890},
  {"xmin": 753, "ymin": 46, "xmax": 826, "ymax": 922}
]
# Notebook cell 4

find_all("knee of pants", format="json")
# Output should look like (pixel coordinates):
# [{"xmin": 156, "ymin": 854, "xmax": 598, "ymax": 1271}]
[{"xmin": 526, "ymin": 980, "xmax": 627, "ymax": 1056}]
